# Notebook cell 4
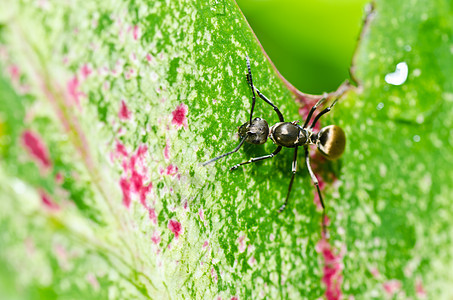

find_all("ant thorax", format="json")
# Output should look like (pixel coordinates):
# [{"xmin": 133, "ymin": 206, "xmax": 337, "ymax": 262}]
[{"xmin": 269, "ymin": 122, "xmax": 309, "ymax": 148}]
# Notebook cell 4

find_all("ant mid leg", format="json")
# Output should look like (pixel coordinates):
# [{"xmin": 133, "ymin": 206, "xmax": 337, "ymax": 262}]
[
  {"xmin": 230, "ymin": 146, "xmax": 282, "ymax": 170},
  {"xmin": 278, "ymin": 146, "xmax": 298, "ymax": 212}
]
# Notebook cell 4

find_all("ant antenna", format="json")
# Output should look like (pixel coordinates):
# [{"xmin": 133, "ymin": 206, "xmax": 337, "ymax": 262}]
[{"xmin": 202, "ymin": 136, "xmax": 247, "ymax": 166}]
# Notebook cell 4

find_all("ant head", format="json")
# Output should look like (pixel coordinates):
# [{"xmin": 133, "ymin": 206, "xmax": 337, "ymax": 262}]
[
  {"xmin": 315, "ymin": 125, "xmax": 346, "ymax": 160},
  {"xmin": 239, "ymin": 117, "xmax": 269, "ymax": 145}
]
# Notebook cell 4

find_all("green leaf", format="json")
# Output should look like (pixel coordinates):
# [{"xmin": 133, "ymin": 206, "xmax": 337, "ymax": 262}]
[{"xmin": 0, "ymin": 0, "xmax": 452, "ymax": 299}]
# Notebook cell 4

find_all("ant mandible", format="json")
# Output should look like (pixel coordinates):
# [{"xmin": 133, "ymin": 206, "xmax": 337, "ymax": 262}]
[{"xmin": 203, "ymin": 55, "xmax": 346, "ymax": 230}]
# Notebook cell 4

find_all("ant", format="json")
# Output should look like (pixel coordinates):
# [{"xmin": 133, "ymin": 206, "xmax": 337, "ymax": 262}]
[{"xmin": 203, "ymin": 55, "xmax": 346, "ymax": 231}]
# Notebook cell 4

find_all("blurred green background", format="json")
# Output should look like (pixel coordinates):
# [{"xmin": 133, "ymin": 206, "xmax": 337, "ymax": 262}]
[{"xmin": 236, "ymin": 0, "xmax": 369, "ymax": 94}]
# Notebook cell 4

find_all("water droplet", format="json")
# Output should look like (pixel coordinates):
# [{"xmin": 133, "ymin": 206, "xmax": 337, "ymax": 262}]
[
  {"xmin": 413, "ymin": 135, "xmax": 420, "ymax": 142},
  {"xmin": 385, "ymin": 62, "xmax": 408, "ymax": 86},
  {"xmin": 404, "ymin": 45, "xmax": 412, "ymax": 52},
  {"xmin": 376, "ymin": 102, "xmax": 384, "ymax": 110}
]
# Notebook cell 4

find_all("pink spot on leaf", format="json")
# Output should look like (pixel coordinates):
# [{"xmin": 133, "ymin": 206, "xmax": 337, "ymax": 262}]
[
  {"xmin": 132, "ymin": 25, "xmax": 141, "ymax": 40},
  {"xmin": 54, "ymin": 244, "xmax": 69, "ymax": 270},
  {"xmin": 8, "ymin": 64, "xmax": 20, "ymax": 83},
  {"xmin": 67, "ymin": 76, "xmax": 85, "ymax": 106},
  {"xmin": 211, "ymin": 267, "xmax": 218, "ymax": 283},
  {"xmin": 80, "ymin": 64, "xmax": 93, "ymax": 79},
  {"xmin": 21, "ymin": 130, "xmax": 52, "ymax": 170},
  {"xmin": 136, "ymin": 144, "xmax": 148, "ymax": 157},
  {"xmin": 115, "ymin": 143, "xmax": 154, "ymax": 216},
  {"xmin": 165, "ymin": 164, "xmax": 178, "ymax": 176},
  {"xmin": 119, "ymin": 177, "xmax": 131, "ymax": 208},
  {"xmin": 316, "ymin": 237, "xmax": 344, "ymax": 300},
  {"xmin": 119, "ymin": 99, "xmax": 132, "ymax": 121},
  {"xmin": 370, "ymin": 267, "xmax": 380, "ymax": 279},
  {"xmin": 146, "ymin": 53, "xmax": 153, "ymax": 62},
  {"xmin": 148, "ymin": 208, "xmax": 157, "ymax": 224},
  {"xmin": 86, "ymin": 273, "xmax": 100, "ymax": 291},
  {"xmin": 103, "ymin": 81, "xmax": 110, "ymax": 91},
  {"xmin": 238, "ymin": 235, "xmax": 246, "ymax": 253},
  {"xmin": 115, "ymin": 141, "xmax": 128, "ymax": 157},
  {"xmin": 171, "ymin": 103, "xmax": 188, "ymax": 129},
  {"xmin": 125, "ymin": 68, "xmax": 136, "ymax": 80},
  {"xmin": 151, "ymin": 231, "xmax": 161, "ymax": 245},
  {"xmin": 55, "ymin": 172, "xmax": 63, "ymax": 184},
  {"xmin": 416, "ymin": 278, "xmax": 427, "ymax": 298},
  {"xmin": 198, "ymin": 208, "xmax": 205, "ymax": 221},
  {"xmin": 39, "ymin": 190, "xmax": 60, "ymax": 211},
  {"xmin": 139, "ymin": 182, "xmax": 152, "ymax": 205},
  {"xmin": 203, "ymin": 241, "xmax": 209, "ymax": 248},
  {"xmin": 168, "ymin": 219, "xmax": 182, "ymax": 239},
  {"xmin": 382, "ymin": 279, "xmax": 401, "ymax": 297},
  {"xmin": 164, "ymin": 139, "xmax": 171, "ymax": 160}
]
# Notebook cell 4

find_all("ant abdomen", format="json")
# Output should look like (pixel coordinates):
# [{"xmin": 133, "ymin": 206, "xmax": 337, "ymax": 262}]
[{"xmin": 316, "ymin": 125, "xmax": 346, "ymax": 160}]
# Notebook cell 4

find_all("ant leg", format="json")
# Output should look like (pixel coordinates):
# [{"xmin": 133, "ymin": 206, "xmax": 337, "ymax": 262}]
[
  {"xmin": 246, "ymin": 55, "xmax": 257, "ymax": 124},
  {"xmin": 309, "ymin": 98, "xmax": 339, "ymax": 129},
  {"xmin": 278, "ymin": 146, "xmax": 298, "ymax": 212},
  {"xmin": 254, "ymin": 87, "xmax": 284, "ymax": 122},
  {"xmin": 230, "ymin": 146, "xmax": 282, "ymax": 170},
  {"xmin": 304, "ymin": 145, "xmax": 327, "ymax": 236},
  {"xmin": 202, "ymin": 136, "xmax": 247, "ymax": 166},
  {"xmin": 245, "ymin": 55, "xmax": 284, "ymax": 122},
  {"xmin": 302, "ymin": 95, "xmax": 327, "ymax": 128}
]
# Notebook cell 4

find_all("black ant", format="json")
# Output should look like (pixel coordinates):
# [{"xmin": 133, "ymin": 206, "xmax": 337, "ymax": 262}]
[{"xmin": 203, "ymin": 55, "xmax": 346, "ymax": 231}]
